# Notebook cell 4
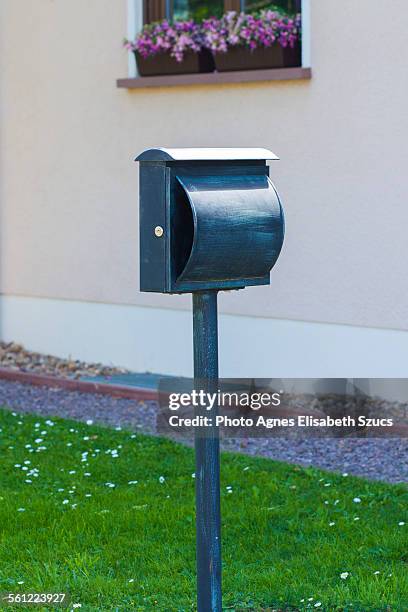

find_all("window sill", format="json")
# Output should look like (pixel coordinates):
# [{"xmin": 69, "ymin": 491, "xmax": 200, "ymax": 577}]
[{"xmin": 116, "ymin": 66, "xmax": 311, "ymax": 89}]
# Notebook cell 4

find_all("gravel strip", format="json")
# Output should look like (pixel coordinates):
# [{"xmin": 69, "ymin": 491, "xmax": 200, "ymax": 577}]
[
  {"xmin": 0, "ymin": 379, "xmax": 407, "ymax": 484},
  {"xmin": 0, "ymin": 379, "xmax": 156, "ymax": 433},
  {"xmin": 222, "ymin": 436, "xmax": 408, "ymax": 484},
  {"xmin": 0, "ymin": 341, "xmax": 129, "ymax": 379}
]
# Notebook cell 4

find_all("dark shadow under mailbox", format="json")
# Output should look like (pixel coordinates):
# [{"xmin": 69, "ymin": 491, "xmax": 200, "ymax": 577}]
[{"xmin": 135, "ymin": 148, "xmax": 284, "ymax": 293}]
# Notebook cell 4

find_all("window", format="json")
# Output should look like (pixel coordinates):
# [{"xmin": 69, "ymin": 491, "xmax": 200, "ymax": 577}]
[
  {"xmin": 143, "ymin": 1, "xmax": 232, "ymax": 24},
  {"xmin": 173, "ymin": 1, "xmax": 225, "ymax": 20},
  {"xmin": 121, "ymin": 0, "xmax": 310, "ymax": 83},
  {"xmin": 143, "ymin": 0, "xmax": 300, "ymax": 24},
  {"xmin": 242, "ymin": 1, "xmax": 301, "ymax": 15}
]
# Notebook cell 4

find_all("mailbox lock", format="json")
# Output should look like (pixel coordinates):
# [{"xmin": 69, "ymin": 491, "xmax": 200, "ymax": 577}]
[{"xmin": 154, "ymin": 225, "xmax": 164, "ymax": 238}]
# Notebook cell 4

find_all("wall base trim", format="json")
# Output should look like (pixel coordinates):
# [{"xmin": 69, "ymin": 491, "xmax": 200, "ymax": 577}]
[{"xmin": 1, "ymin": 295, "xmax": 407, "ymax": 378}]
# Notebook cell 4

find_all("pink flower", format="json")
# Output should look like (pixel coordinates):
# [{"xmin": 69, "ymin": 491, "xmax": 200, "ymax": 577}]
[
  {"xmin": 201, "ymin": 10, "xmax": 301, "ymax": 53},
  {"xmin": 124, "ymin": 10, "xmax": 301, "ymax": 61},
  {"xmin": 124, "ymin": 18, "xmax": 204, "ymax": 62}
]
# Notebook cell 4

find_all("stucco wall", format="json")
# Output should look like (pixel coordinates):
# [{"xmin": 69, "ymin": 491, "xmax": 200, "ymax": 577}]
[{"xmin": 1, "ymin": 0, "xmax": 407, "ymax": 330}]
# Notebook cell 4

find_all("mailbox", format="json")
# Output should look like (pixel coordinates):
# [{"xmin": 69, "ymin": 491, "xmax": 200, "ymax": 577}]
[{"xmin": 135, "ymin": 148, "xmax": 284, "ymax": 293}]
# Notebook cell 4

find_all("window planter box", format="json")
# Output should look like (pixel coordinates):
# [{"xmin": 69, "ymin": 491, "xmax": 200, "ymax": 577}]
[
  {"xmin": 283, "ymin": 42, "xmax": 302, "ymax": 67},
  {"xmin": 213, "ymin": 42, "xmax": 301, "ymax": 72},
  {"xmin": 134, "ymin": 49, "xmax": 215, "ymax": 76}
]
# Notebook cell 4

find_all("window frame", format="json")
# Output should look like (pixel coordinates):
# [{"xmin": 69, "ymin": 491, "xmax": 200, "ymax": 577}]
[{"xmin": 126, "ymin": 0, "xmax": 310, "ymax": 78}]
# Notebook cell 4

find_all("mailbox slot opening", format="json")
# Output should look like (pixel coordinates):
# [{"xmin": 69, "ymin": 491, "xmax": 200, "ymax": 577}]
[{"xmin": 172, "ymin": 178, "xmax": 195, "ymax": 280}]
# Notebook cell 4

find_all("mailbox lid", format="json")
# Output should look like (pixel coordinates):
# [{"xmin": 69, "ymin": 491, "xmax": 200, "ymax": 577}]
[
  {"xmin": 174, "ymin": 173, "xmax": 284, "ymax": 287},
  {"xmin": 135, "ymin": 147, "xmax": 279, "ymax": 162}
]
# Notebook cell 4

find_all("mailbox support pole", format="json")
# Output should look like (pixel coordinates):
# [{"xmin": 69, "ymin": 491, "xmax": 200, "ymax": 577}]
[{"xmin": 193, "ymin": 290, "xmax": 222, "ymax": 612}]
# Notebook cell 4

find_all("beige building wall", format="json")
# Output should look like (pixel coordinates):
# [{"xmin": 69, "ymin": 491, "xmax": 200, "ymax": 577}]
[{"xmin": 1, "ymin": 0, "xmax": 408, "ymax": 332}]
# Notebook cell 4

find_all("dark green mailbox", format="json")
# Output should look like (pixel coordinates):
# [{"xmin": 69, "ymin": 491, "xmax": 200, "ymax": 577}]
[{"xmin": 135, "ymin": 148, "xmax": 284, "ymax": 293}]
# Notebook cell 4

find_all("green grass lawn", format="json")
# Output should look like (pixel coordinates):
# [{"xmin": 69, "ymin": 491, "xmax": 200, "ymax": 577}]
[{"xmin": 0, "ymin": 406, "xmax": 406, "ymax": 611}]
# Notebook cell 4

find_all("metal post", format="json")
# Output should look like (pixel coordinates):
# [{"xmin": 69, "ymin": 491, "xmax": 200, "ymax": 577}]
[{"xmin": 192, "ymin": 290, "xmax": 222, "ymax": 612}]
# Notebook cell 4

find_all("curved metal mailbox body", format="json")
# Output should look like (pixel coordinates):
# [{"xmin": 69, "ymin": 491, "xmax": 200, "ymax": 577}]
[
  {"xmin": 175, "ymin": 174, "xmax": 283, "ymax": 288},
  {"xmin": 136, "ymin": 148, "xmax": 284, "ymax": 293}
]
